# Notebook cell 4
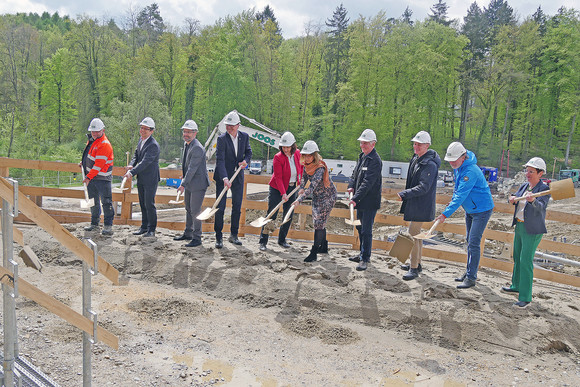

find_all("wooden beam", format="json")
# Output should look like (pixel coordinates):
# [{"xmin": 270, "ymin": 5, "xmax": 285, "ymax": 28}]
[
  {"xmin": 0, "ymin": 266, "xmax": 118, "ymax": 349},
  {"xmin": 0, "ymin": 177, "xmax": 119, "ymax": 285}
]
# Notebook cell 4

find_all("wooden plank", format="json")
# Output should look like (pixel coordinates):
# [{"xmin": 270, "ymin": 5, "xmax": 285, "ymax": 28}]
[
  {"xmin": 0, "ymin": 177, "xmax": 119, "ymax": 285},
  {"xmin": 13, "ymin": 225, "xmax": 24, "ymax": 246},
  {"xmin": 0, "ymin": 266, "xmax": 118, "ymax": 349}
]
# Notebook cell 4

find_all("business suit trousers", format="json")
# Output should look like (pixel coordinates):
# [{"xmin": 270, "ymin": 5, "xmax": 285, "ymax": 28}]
[
  {"xmin": 511, "ymin": 222, "xmax": 542, "ymax": 302},
  {"xmin": 87, "ymin": 179, "xmax": 114, "ymax": 226},
  {"xmin": 355, "ymin": 208, "xmax": 378, "ymax": 262},
  {"xmin": 137, "ymin": 182, "xmax": 158, "ymax": 232},
  {"xmin": 185, "ymin": 188, "xmax": 206, "ymax": 240},
  {"xmin": 214, "ymin": 179, "xmax": 243, "ymax": 238}
]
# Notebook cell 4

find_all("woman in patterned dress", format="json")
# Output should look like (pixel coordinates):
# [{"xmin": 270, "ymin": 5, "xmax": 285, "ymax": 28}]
[{"xmin": 292, "ymin": 140, "xmax": 337, "ymax": 262}]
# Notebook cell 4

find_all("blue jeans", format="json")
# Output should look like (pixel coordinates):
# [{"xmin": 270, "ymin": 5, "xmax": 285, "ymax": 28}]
[
  {"xmin": 356, "ymin": 208, "xmax": 378, "ymax": 262},
  {"xmin": 86, "ymin": 179, "xmax": 114, "ymax": 226},
  {"xmin": 464, "ymin": 209, "xmax": 493, "ymax": 280}
]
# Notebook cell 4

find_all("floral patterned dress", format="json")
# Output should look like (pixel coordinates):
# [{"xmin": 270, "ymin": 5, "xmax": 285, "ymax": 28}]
[{"xmin": 297, "ymin": 166, "xmax": 337, "ymax": 229}]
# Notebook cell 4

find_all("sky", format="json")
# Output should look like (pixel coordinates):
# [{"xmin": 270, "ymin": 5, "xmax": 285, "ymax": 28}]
[{"xmin": 0, "ymin": 0, "xmax": 576, "ymax": 38}]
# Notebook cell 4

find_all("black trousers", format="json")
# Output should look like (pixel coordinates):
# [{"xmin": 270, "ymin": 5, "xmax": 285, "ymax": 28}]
[
  {"xmin": 137, "ymin": 182, "xmax": 158, "ymax": 232},
  {"xmin": 214, "ymin": 179, "xmax": 244, "ymax": 238},
  {"xmin": 259, "ymin": 183, "xmax": 296, "ymax": 244}
]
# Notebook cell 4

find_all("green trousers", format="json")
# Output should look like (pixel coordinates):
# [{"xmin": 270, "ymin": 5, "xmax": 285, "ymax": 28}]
[{"xmin": 511, "ymin": 222, "xmax": 543, "ymax": 302}]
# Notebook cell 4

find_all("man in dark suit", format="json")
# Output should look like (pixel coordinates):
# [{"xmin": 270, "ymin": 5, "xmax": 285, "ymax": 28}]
[
  {"xmin": 174, "ymin": 119, "xmax": 210, "ymax": 247},
  {"xmin": 124, "ymin": 117, "xmax": 160, "ymax": 237},
  {"xmin": 213, "ymin": 111, "xmax": 252, "ymax": 248}
]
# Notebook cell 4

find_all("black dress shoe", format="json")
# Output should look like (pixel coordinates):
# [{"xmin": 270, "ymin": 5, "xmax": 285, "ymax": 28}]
[
  {"xmin": 401, "ymin": 263, "xmax": 423, "ymax": 272},
  {"xmin": 455, "ymin": 272, "xmax": 467, "ymax": 282},
  {"xmin": 215, "ymin": 239, "xmax": 223, "ymax": 249},
  {"xmin": 174, "ymin": 234, "xmax": 193, "ymax": 241},
  {"xmin": 143, "ymin": 231, "xmax": 155, "ymax": 237},
  {"xmin": 349, "ymin": 256, "xmax": 361, "ymax": 262},
  {"xmin": 185, "ymin": 239, "xmax": 202, "ymax": 247},
  {"xmin": 278, "ymin": 241, "xmax": 290, "ymax": 248},
  {"xmin": 133, "ymin": 228, "xmax": 147, "ymax": 235},
  {"xmin": 228, "ymin": 235, "xmax": 242, "ymax": 245},
  {"xmin": 501, "ymin": 286, "xmax": 519, "ymax": 293}
]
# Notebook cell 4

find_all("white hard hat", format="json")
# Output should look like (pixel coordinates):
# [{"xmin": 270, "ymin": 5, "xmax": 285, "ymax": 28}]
[
  {"xmin": 301, "ymin": 140, "xmax": 319, "ymax": 155},
  {"xmin": 87, "ymin": 118, "xmax": 105, "ymax": 132},
  {"xmin": 181, "ymin": 120, "xmax": 198, "ymax": 131},
  {"xmin": 357, "ymin": 129, "xmax": 377, "ymax": 142},
  {"xmin": 279, "ymin": 132, "xmax": 296, "ymax": 147},
  {"xmin": 444, "ymin": 141, "xmax": 467, "ymax": 161},
  {"xmin": 224, "ymin": 111, "xmax": 240, "ymax": 126},
  {"xmin": 524, "ymin": 157, "xmax": 546, "ymax": 172},
  {"xmin": 411, "ymin": 130, "xmax": 431, "ymax": 144},
  {"xmin": 140, "ymin": 117, "xmax": 155, "ymax": 129}
]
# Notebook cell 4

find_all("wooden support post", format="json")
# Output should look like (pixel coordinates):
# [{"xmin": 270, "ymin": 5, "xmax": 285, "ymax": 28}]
[{"xmin": 0, "ymin": 166, "xmax": 8, "ymax": 177}]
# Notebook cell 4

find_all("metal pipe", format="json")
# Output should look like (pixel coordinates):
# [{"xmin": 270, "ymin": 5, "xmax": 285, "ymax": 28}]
[
  {"xmin": 2, "ymin": 198, "xmax": 16, "ymax": 387},
  {"xmin": 535, "ymin": 251, "xmax": 580, "ymax": 267}
]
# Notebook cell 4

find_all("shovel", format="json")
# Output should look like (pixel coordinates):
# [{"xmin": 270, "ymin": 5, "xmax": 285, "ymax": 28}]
[
  {"xmin": 197, "ymin": 166, "xmax": 243, "ymax": 220},
  {"xmin": 119, "ymin": 176, "xmax": 130, "ymax": 191},
  {"xmin": 514, "ymin": 178, "xmax": 575, "ymax": 202},
  {"xmin": 80, "ymin": 166, "xmax": 95, "ymax": 208},
  {"xmin": 413, "ymin": 219, "xmax": 441, "ymax": 240},
  {"xmin": 345, "ymin": 192, "xmax": 361, "ymax": 226},
  {"xmin": 280, "ymin": 204, "xmax": 295, "ymax": 226},
  {"xmin": 389, "ymin": 231, "xmax": 415, "ymax": 263},
  {"xmin": 250, "ymin": 186, "xmax": 300, "ymax": 227},
  {"xmin": 169, "ymin": 190, "xmax": 184, "ymax": 205}
]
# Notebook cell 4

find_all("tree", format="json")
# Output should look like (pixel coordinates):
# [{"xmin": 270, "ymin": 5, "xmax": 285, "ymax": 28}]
[
  {"xmin": 402, "ymin": 7, "xmax": 414, "ymax": 26},
  {"xmin": 429, "ymin": 0, "xmax": 452, "ymax": 26},
  {"xmin": 324, "ymin": 3, "xmax": 350, "ymax": 104},
  {"xmin": 137, "ymin": 3, "xmax": 165, "ymax": 46}
]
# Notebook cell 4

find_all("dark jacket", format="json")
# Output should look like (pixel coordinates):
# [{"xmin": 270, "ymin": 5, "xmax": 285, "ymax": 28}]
[
  {"xmin": 129, "ymin": 136, "xmax": 160, "ymax": 186},
  {"xmin": 511, "ymin": 181, "xmax": 550, "ymax": 234},
  {"xmin": 399, "ymin": 149, "xmax": 440, "ymax": 222},
  {"xmin": 181, "ymin": 138, "xmax": 210, "ymax": 191},
  {"xmin": 348, "ymin": 148, "xmax": 382, "ymax": 210},
  {"xmin": 213, "ymin": 131, "xmax": 252, "ymax": 188}
]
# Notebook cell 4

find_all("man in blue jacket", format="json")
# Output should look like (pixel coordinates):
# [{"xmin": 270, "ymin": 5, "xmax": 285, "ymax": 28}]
[
  {"xmin": 436, "ymin": 142, "xmax": 494, "ymax": 289},
  {"xmin": 347, "ymin": 129, "xmax": 382, "ymax": 271},
  {"xmin": 397, "ymin": 130, "xmax": 440, "ymax": 280},
  {"xmin": 124, "ymin": 117, "xmax": 160, "ymax": 237},
  {"xmin": 213, "ymin": 111, "xmax": 252, "ymax": 248}
]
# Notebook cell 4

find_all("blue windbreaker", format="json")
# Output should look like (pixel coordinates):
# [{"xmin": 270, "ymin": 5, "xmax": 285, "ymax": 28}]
[{"xmin": 442, "ymin": 150, "xmax": 494, "ymax": 217}]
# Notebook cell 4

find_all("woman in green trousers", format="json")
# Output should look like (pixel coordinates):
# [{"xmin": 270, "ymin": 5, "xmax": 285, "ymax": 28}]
[{"xmin": 503, "ymin": 157, "xmax": 550, "ymax": 308}]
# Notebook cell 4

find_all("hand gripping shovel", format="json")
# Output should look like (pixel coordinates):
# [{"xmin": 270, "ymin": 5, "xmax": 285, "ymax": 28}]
[
  {"xmin": 80, "ymin": 166, "xmax": 95, "ymax": 209},
  {"xmin": 513, "ymin": 178, "xmax": 575, "ymax": 202},
  {"xmin": 197, "ymin": 166, "xmax": 243, "ymax": 220},
  {"xmin": 169, "ymin": 191, "xmax": 184, "ymax": 205},
  {"xmin": 250, "ymin": 186, "xmax": 300, "ymax": 227},
  {"xmin": 345, "ymin": 192, "xmax": 361, "ymax": 226},
  {"xmin": 413, "ymin": 219, "xmax": 441, "ymax": 240}
]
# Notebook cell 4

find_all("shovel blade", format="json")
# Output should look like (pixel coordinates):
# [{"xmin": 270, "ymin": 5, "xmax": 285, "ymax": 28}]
[
  {"xmin": 250, "ymin": 217, "xmax": 271, "ymax": 228},
  {"xmin": 169, "ymin": 200, "xmax": 184, "ymax": 204},
  {"xmin": 345, "ymin": 219, "xmax": 361, "ymax": 226},
  {"xmin": 389, "ymin": 233, "xmax": 415, "ymax": 263},
  {"xmin": 197, "ymin": 207, "xmax": 217, "ymax": 220},
  {"xmin": 413, "ymin": 232, "xmax": 434, "ymax": 240},
  {"xmin": 80, "ymin": 198, "xmax": 95, "ymax": 209}
]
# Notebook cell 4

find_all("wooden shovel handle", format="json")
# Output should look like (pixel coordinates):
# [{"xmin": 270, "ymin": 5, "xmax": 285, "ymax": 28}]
[
  {"xmin": 426, "ymin": 219, "xmax": 441, "ymax": 235},
  {"xmin": 265, "ymin": 185, "xmax": 300, "ymax": 220},
  {"xmin": 80, "ymin": 165, "xmax": 90, "ymax": 200},
  {"xmin": 514, "ymin": 189, "xmax": 551, "ymax": 202},
  {"xmin": 212, "ymin": 166, "xmax": 244, "ymax": 210}
]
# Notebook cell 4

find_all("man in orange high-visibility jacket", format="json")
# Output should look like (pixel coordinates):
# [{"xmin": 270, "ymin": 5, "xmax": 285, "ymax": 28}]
[{"xmin": 81, "ymin": 118, "xmax": 115, "ymax": 236}]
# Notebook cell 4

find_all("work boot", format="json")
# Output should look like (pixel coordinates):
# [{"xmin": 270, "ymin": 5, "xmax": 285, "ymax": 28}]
[
  {"xmin": 84, "ymin": 224, "xmax": 99, "ymax": 231},
  {"xmin": 402, "ymin": 268, "xmax": 419, "ymax": 281},
  {"xmin": 101, "ymin": 225, "xmax": 114, "ymax": 236},
  {"xmin": 455, "ymin": 272, "xmax": 467, "ymax": 282},
  {"xmin": 356, "ymin": 261, "xmax": 368, "ymax": 271},
  {"xmin": 228, "ymin": 235, "xmax": 242, "ymax": 245},
  {"xmin": 401, "ymin": 263, "xmax": 422, "ymax": 272}
]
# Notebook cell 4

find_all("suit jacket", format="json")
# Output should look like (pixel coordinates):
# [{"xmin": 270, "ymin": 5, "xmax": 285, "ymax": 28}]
[
  {"xmin": 181, "ymin": 138, "xmax": 210, "ymax": 191},
  {"xmin": 511, "ymin": 181, "xmax": 550, "ymax": 234},
  {"xmin": 269, "ymin": 149, "xmax": 302, "ymax": 195},
  {"xmin": 129, "ymin": 136, "xmax": 160, "ymax": 186},
  {"xmin": 348, "ymin": 148, "xmax": 383, "ymax": 210},
  {"xmin": 213, "ymin": 131, "xmax": 252, "ymax": 187}
]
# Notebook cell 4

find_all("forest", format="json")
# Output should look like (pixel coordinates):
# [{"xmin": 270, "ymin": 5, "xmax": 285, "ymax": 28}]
[{"xmin": 0, "ymin": 0, "xmax": 578, "ymax": 180}]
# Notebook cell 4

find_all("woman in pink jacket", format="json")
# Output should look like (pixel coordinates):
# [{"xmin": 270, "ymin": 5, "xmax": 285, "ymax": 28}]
[{"xmin": 258, "ymin": 132, "xmax": 302, "ymax": 251}]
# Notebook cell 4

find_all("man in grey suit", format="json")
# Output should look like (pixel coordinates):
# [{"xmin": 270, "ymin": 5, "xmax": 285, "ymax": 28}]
[{"xmin": 174, "ymin": 120, "xmax": 210, "ymax": 247}]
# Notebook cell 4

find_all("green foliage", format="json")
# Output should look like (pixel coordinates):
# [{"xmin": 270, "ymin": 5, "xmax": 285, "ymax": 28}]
[{"xmin": 0, "ymin": 4, "xmax": 578, "ymax": 173}]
